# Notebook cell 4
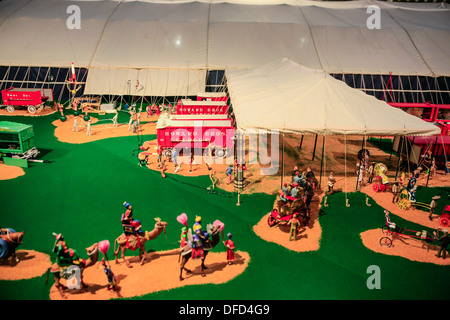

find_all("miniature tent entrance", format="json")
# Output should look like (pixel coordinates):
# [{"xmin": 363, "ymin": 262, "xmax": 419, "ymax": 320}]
[{"xmin": 226, "ymin": 59, "xmax": 441, "ymax": 205}]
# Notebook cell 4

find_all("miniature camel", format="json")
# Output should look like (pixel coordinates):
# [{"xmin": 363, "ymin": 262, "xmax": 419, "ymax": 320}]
[{"xmin": 114, "ymin": 218, "xmax": 168, "ymax": 267}]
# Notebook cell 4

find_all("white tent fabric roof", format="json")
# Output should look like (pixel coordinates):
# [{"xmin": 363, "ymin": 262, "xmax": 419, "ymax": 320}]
[
  {"xmin": 0, "ymin": 0, "xmax": 448, "ymax": 77},
  {"xmin": 226, "ymin": 58, "xmax": 441, "ymax": 136}
]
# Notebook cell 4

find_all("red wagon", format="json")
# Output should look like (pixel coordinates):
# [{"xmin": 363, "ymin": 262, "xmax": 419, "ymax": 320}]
[
  {"xmin": 267, "ymin": 200, "xmax": 310, "ymax": 230},
  {"xmin": 156, "ymin": 114, "xmax": 235, "ymax": 158},
  {"xmin": 1, "ymin": 87, "xmax": 53, "ymax": 114}
]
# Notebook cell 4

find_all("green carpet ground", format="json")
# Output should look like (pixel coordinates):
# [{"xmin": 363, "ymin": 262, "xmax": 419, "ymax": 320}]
[{"xmin": 0, "ymin": 113, "xmax": 449, "ymax": 300}]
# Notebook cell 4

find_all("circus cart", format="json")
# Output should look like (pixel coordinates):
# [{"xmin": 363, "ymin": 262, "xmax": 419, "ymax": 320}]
[
  {"xmin": 1, "ymin": 87, "xmax": 53, "ymax": 114},
  {"xmin": 372, "ymin": 163, "xmax": 391, "ymax": 192},
  {"xmin": 155, "ymin": 113, "xmax": 235, "ymax": 159},
  {"xmin": 396, "ymin": 189, "xmax": 435, "ymax": 212},
  {"xmin": 379, "ymin": 223, "xmax": 435, "ymax": 248},
  {"xmin": 267, "ymin": 198, "xmax": 310, "ymax": 230}
]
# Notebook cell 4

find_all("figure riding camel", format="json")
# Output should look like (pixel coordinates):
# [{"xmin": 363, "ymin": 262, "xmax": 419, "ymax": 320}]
[
  {"xmin": 121, "ymin": 202, "xmax": 150, "ymax": 248},
  {"xmin": 191, "ymin": 216, "xmax": 210, "ymax": 260},
  {"xmin": 53, "ymin": 233, "xmax": 84, "ymax": 268}
]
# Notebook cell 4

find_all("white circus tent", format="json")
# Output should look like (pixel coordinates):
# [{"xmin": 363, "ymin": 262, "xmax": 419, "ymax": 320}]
[
  {"xmin": 226, "ymin": 58, "xmax": 441, "ymax": 137},
  {"xmin": 0, "ymin": 0, "xmax": 449, "ymax": 98}
]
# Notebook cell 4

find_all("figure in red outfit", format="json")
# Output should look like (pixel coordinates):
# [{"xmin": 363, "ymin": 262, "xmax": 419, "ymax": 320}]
[
  {"xmin": 121, "ymin": 201, "xmax": 144, "ymax": 250},
  {"xmin": 180, "ymin": 227, "xmax": 187, "ymax": 248},
  {"xmin": 121, "ymin": 202, "xmax": 143, "ymax": 235},
  {"xmin": 223, "ymin": 233, "xmax": 235, "ymax": 265}
]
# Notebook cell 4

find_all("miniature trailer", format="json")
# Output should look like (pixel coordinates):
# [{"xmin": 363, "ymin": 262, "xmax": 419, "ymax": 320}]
[
  {"xmin": 0, "ymin": 121, "xmax": 39, "ymax": 167},
  {"xmin": 1, "ymin": 87, "xmax": 53, "ymax": 113},
  {"xmin": 156, "ymin": 114, "xmax": 235, "ymax": 158}
]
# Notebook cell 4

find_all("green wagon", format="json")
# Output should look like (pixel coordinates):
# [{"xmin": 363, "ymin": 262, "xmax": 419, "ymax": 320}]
[{"xmin": 0, "ymin": 121, "xmax": 39, "ymax": 167}]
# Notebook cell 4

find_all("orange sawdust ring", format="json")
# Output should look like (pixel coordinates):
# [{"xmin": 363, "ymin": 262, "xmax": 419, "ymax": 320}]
[
  {"xmin": 361, "ymin": 228, "xmax": 450, "ymax": 265},
  {"xmin": 0, "ymin": 250, "xmax": 52, "ymax": 280},
  {"xmin": 252, "ymin": 193, "xmax": 324, "ymax": 252},
  {"xmin": 0, "ymin": 164, "xmax": 25, "ymax": 180},
  {"xmin": 52, "ymin": 114, "xmax": 159, "ymax": 144},
  {"xmin": 49, "ymin": 249, "xmax": 250, "ymax": 300}
]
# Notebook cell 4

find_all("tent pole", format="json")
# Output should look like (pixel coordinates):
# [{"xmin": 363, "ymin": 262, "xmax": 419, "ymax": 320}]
[
  {"xmin": 426, "ymin": 135, "xmax": 439, "ymax": 188},
  {"xmin": 356, "ymin": 136, "xmax": 365, "ymax": 190},
  {"xmin": 312, "ymin": 134, "xmax": 318, "ymax": 161},
  {"xmin": 395, "ymin": 136, "xmax": 405, "ymax": 181},
  {"xmin": 298, "ymin": 135, "xmax": 304, "ymax": 149},
  {"xmin": 319, "ymin": 135, "xmax": 325, "ymax": 188}
]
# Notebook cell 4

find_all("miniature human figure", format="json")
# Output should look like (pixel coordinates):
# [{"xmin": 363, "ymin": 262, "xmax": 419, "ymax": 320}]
[
  {"xmin": 280, "ymin": 182, "xmax": 291, "ymax": 203},
  {"xmin": 146, "ymin": 104, "xmax": 151, "ymax": 118},
  {"xmin": 191, "ymin": 216, "xmax": 206, "ymax": 260},
  {"xmin": 180, "ymin": 227, "xmax": 187, "ymax": 249},
  {"xmin": 86, "ymin": 119, "xmax": 91, "ymax": 136},
  {"xmin": 172, "ymin": 148, "xmax": 180, "ymax": 172},
  {"xmin": 157, "ymin": 146, "xmax": 162, "ymax": 166},
  {"xmin": 406, "ymin": 174, "xmax": 417, "ymax": 193},
  {"xmin": 429, "ymin": 196, "xmax": 440, "ymax": 221},
  {"xmin": 52, "ymin": 233, "xmax": 83, "ymax": 268},
  {"xmin": 137, "ymin": 107, "xmax": 142, "ymax": 128},
  {"xmin": 293, "ymin": 171, "xmax": 301, "ymax": 184},
  {"xmin": 328, "ymin": 171, "xmax": 336, "ymax": 194},
  {"xmin": 52, "ymin": 233, "xmax": 72, "ymax": 266},
  {"xmin": 223, "ymin": 233, "xmax": 235, "ymax": 265},
  {"xmin": 206, "ymin": 163, "xmax": 217, "ymax": 190},
  {"xmin": 292, "ymin": 165, "xmax": 299, "ymax": 177},
  {"xmin": 384, "ymin": 210, "xmax": 403, "ymax": 233},
  {"xmin": 160, "ymin": 159, "xmax": 167, "ymax": 178},
  {"xmin": 391, "ymin": 181, "xmax": 400, "ymax": 203},
  {"xmin": 121, "ymin": 202, "xmax": 134, "ymax": 227},
  {"xmin": 121, "ymin": 202, "xmax": 144, "ymax": 237},
  {"xmin": 132, "ymin": 111, "xmax": 138, "ymax": 133},
  {"xmin": 72, "ymin": 115, "xmax": 78, "ymax": 132},
  {"xmin": 290, "ymin": 183, "xmax": 299, "ymax": 199},
  {"xmin": 226, "ymin": 164, "xmax": 233, "ymax": 184},
  {"xmin": 128, "ymin": 111, "xmax": 134, "ymax": 131},
  {"xmin": 303, "ymin": 180, "xmax": 314, "ymax": 208},
  {"xmin": 305, "ymin": 167, "xmax": 315, "ymax": 188},
  {"xmin": 112, "ymin": 110, "xmax": 118, "ymax": 127},
  {"xmin": 101, "ymin": 258, "xmax": 117, "ymax": 291},
  {"xmin": 434, "ymin": 229, "xmax": 449, "ymax": 259},
  {"xmin": 399, "ymin": 171, "xmax": 406, "ymax": 188},
  {"xmin": 429, "ymin": 158, "xmax": 437, "ymax": 179},
  {"xmin": 356, "ymin": 163, "xmax": 364, "ymax": 188},
  {"xmin": 288, "ymin": 213, "xmax": 301, "ymax": 241},
  {"xmin": 189, "ymin": 152, "xmax": 195, "ymax": 173},
  {"xmin": 57, "ymin": 103, "xmax": 64, "ymax": 117},
  {"xmin": 367, "ymin": 162, "xmax": 375, "ymax": 184},
  {"xmin": 409, "ymin": 185, "xmax": 417, "ymax": 203}
]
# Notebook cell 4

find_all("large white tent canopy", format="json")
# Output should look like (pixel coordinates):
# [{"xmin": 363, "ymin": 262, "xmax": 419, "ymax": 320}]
[
  {"xmin": 226, "ymin": 58, "xmax": 441, "ymax": 136},
  {"xmin": 0, "ymin": 0, "xmax": 449, "ymax": 96}
]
